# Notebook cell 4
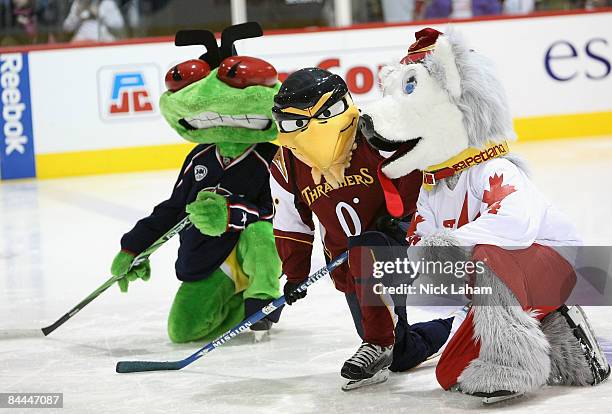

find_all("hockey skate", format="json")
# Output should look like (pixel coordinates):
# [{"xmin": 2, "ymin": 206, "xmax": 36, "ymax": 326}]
[
  {"xmin": 559, "ymin": 305, "xmax": 611, "ymax": 385},
  {"xmin": 341, "ymin": 342, "xmax": 393, "ymax": 391},
  {"xmin": 249, "ymin": 319, "xmax": 273, "ymax": 342}
]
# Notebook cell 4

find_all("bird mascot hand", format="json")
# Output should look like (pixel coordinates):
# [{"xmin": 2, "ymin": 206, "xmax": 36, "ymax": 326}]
[
  {"xmin": 111, "ymin": 250, "xmax": 151, "ymax": 293},
  {"xmin": 186, "ymin": 191, "xmax": 228, "ymax": 237}
]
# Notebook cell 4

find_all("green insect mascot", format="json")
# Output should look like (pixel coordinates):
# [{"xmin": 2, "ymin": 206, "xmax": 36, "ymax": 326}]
[{"xmin": 110, "ymin": 23, "xmax": 283, "ymax": 342}]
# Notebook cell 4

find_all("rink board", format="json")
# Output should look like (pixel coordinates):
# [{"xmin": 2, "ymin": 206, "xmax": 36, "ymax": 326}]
[{"xmin": 0, "ymin": 10, "xmax": 611, "ymax": 179}]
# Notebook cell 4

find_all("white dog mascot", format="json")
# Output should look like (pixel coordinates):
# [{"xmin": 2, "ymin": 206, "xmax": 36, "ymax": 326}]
[{"xmin": 360, "ymin": 28, "xmax": 610, "ymax": 403}]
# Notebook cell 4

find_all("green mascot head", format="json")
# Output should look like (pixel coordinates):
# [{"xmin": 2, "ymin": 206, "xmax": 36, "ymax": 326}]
[{"xmin": 160, "ymin": 23, "xmax": 280, "ymax": 158}]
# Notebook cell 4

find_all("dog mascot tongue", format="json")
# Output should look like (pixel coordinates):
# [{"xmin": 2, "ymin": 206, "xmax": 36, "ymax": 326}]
[
  {"xmin": 363, "ymin": 28, "xmax": 610, "ymax": 401},
  {"xmin": 110, "ymin": 23, "xmax": 283, "ymax": 342}
]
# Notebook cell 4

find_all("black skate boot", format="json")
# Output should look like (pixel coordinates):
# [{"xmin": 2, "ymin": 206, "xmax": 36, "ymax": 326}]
[
  {"xmin": 250, "ymin": 319, "xmax": 273, "ymax": 331},
  {"xmin": 341, "ymin": 342, "xmax": 393, "ymax": 391}
]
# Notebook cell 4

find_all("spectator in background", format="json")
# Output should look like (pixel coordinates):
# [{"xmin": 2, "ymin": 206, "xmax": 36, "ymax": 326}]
[
  {"xmin": 418, "ymin": 0, "xmax": 452, "ymax": 18},
  {"xmin": 503, "ymin": 0, "xmax": 534, "ymax": 14},
  {"xmin": 471, "ymin": 0, "xmax": 502, "ymax": 15},
  {"xmin": 63, "ymin": 0, "xmax": 125, "ymax": 42},
  {"xmin": 450, "ymin": 0, "xmax": 473, "ymax": 17},
  {"xmin": 1, "ymin": 0, "xmax": 39, "ymax": 45},
  {"xmin": 381, "ymin": 0, "xmax": 416, "ymax": 22},
  {"xmin": 417, "ymin": 0, "xmax": 502, "ymax": 19}
]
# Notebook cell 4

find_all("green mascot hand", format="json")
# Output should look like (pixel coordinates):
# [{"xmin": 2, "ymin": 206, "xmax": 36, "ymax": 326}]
[
  {"xmin": 111, "ymin": 250, "xmax": 151, "ymax": 293},
  {"xmin": 186, "ymin": 191, "xmax": 228, "ymax": 237}
]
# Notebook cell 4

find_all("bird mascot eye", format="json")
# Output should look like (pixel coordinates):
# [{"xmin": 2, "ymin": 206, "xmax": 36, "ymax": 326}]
[
  {"xmin": 316, "ymin": 99, "xmax": 348, "ymax": 119},
  {"xmin": 279, "ymin": 118, "xmax": 310, "ymax": 132},
  {"xmin": 404, "ymin": 76, "xmax": 417, "ymax": 95}
]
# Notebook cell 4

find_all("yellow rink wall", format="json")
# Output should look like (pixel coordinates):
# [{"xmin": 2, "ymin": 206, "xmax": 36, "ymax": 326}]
[
  {"xmin": 36, "ymin": 143, "xmax": 196, "ymax": 178},
  {"xmin": 513, "ymin": 112, "xmax": 612, "ymax": 142}
]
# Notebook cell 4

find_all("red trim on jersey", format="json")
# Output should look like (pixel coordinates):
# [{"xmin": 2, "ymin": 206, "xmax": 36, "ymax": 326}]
[{"xmin": 230, "ymin": 203, "xmax": 260, "ymax": 217}]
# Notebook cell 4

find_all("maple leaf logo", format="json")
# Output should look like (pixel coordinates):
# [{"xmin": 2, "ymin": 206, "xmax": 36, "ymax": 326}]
[
  {"xmin": 406, "ymin": 214, "xmax": 424, "ymax": 245},
  {"xmin": 482, "ymin": 173, "xmax": 516, "ymax": 214}
]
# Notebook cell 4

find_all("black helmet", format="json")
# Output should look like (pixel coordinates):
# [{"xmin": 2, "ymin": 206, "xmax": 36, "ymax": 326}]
[{"xmin": 273, "ymin": 68, "xmax": 348, "ymax": 120}]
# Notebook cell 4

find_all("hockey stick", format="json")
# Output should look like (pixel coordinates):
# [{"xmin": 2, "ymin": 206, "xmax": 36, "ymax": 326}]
[
  {"xmin": 115, "ymin": 252, "xmax": 349, "ymax": 373},
  {"xmin": 0, "ymin": 217, "xmax": 192, "ymax": 340}
]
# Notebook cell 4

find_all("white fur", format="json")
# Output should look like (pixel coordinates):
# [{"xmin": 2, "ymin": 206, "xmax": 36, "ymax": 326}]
[
  {"xmin": 432, "ymin": 36, "xmax": 461, "ymax": 98},
  {"xmin": 542, "ymin": 310, "xmax": 595, "ymax": 386},
  {"xmin": 458, "ymin": 268, "xmax": 551, "ymax": 394},
  {"xmin": 362, "ymin": 63, "xmax": 468, "ymax": 179},
  {"xmin": 362, "ymin": 27, "xmax": 517, "ymax": 179}
]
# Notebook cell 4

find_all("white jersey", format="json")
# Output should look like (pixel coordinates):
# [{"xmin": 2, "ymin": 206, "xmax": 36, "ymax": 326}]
[{"xmin": 408, "ymin": 158, "xmax": 582, "ymax": 248}]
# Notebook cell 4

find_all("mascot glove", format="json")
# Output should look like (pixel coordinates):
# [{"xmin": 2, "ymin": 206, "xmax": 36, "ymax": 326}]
[
  {"xmin": 186, "ymin": 191, "xmax": 228, "ymax": 237},
  {"xmin": 283, "ymin": 279, "xmax": 307, "ymax": 305},
  {"xmin": 111, "ymin": 250, "xmax": 151, "ymax": 293}
]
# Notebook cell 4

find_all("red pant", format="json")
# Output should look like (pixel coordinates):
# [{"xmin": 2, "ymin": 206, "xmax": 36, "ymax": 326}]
[
  {"xmin": 334, "ymin": 245, "xmax": 396, "ymax": 347},
  {"xmin": 435, "ymin": 306, "xmax": 556, "ymax": 389}
]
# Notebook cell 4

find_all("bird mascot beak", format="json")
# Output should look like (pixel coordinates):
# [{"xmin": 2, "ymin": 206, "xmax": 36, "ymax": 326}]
[{"xmin": 273, "ymin": 70, "xmax": 359, "ymax": 188}]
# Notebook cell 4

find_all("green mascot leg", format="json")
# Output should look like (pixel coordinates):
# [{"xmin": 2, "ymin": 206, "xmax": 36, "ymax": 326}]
[
  {"xmin": 167, "ymin": 268, "xmax": 245, "ymax": 343},
  {"xmin": 238, "ymin": 221, "xmax": 283, "ymax": 322},
  {"xmin": 167, "ymin": 221, "xmax": 283, "ymax": 343}
]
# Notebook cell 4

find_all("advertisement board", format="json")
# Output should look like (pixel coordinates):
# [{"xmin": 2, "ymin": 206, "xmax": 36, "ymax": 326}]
[
  {"xmin": 0, "ymin": 53, "xmax": 36, "ymax": 179},
  {"xmin": 1, "ymin": 10, "xmax": 611, "ymax": 179}
]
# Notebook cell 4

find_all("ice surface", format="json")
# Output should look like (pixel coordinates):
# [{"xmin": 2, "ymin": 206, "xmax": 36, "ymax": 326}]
[{"xmin": 2, "ymin": 138, "xmax": 612, "ymax": 413}]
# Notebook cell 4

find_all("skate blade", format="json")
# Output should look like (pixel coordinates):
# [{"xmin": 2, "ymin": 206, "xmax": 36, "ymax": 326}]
[
  {"xmin": 252, "ymin": 330, "xmax": 270, "ymax": 343},
  {"xmin": 341, "ymin": 369, "xmax": 389, "ymax": 391},
  {"xmin": 482, "ymin": 392, "xmax": 525, "ymax": 405}
]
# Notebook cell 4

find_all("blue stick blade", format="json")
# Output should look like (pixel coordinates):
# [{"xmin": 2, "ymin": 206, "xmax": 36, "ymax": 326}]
[{"xmin": 116, "ymin": 360, "xmax": 183, "ymax": 373}]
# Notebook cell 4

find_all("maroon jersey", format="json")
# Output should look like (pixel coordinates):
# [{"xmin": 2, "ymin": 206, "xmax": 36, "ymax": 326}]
[{"xmin": 270, "ymin": 137, "xmax": 421, "ymax": 292}]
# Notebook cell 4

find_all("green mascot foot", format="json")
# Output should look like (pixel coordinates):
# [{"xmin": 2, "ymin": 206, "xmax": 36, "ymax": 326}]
[
  {"xmin": 168, "ymin": 269, "xmax": 245, "ymax": 343},
  {"xmin": 238, "ymin": 221, "xmax": 283, "ymax": 330}
]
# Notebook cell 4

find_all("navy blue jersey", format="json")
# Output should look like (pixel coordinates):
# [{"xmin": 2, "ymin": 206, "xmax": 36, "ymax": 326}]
[{"xmin": 121, "ymin": 143, "xmax": 278, "ymax": 282}]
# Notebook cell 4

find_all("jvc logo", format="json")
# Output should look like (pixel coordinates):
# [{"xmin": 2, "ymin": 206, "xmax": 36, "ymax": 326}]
[
  {"xmin": 109, "ymin": 72, "xmax": 153, "ymax": 114},
  {"xmin": 1, "ymin": 54, "xmax": 28, "ymax": 155},
  {"xmin": 97, "ymin": 64, "xmax": 160, "ymax": 121}
]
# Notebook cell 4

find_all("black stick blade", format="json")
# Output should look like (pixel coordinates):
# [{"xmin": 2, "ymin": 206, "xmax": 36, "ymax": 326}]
[{"xmin": 116, "ymin": 360, "xmax": 184, "ymax": 373}]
